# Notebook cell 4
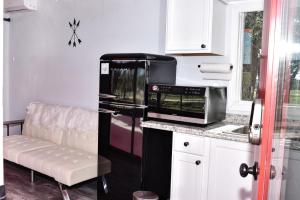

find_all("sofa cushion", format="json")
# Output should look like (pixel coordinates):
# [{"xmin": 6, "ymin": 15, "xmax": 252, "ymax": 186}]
[
  {"xmin": 18, "ymin": 146, "xmax": 111, "ymax": 186},
  {"xmin": 3, "ymin": 135, "xmax": 56, "ymax": 163},
  {"xmin": 23, "ymin": 102, "xmax": 98, "ymax": 154},
  {"xmin": 62, "ymin": 107, "xmax": 98, "ymax": 155},
  {"xmin": 23, "ymin": 102, "xmax": 72, "ymax": 145}
]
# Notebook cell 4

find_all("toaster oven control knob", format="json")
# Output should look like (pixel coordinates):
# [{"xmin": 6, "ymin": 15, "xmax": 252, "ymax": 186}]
[
  {"xmin": 183, "ymin": 142, "xmax": 189, "ymax": 147},
  {"xmin": 152, "ymin": 85, "xmax": 159, "ymax": 91},
  {"xmin": 201, "ymin": 44, "xmax": 206, "ymax": 48}
]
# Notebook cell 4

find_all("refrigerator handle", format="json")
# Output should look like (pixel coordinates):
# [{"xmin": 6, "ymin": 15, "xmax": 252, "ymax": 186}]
[
  {"xmin": 99, "ymin": 93, "xmax": 117, "ymax": 99},
  {"xmin": 98, "ymin": 108, "xmax": 116, "ymax": 114}
]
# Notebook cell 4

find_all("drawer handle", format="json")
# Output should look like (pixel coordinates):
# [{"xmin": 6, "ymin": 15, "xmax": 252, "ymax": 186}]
[
  {"xmin": 195, "ymin": 160, "xmax": 201, "ymax": 165},
  {"xmin": 183, "ymin": 142, "xmax": 189, "ymax": 147}
]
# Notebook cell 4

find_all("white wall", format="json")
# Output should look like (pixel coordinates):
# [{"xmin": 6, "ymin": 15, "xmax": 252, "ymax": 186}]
[
  {"xmin": 6, "ymin": 0, "xmax": 232, "ymax": 120},
  {"xmin": 4, "ymin": 17, "xmax": 10, "ymax": 121},
  {"xmin": 1, "ymin": 3, "xmax": 5, "ymax": 187}
]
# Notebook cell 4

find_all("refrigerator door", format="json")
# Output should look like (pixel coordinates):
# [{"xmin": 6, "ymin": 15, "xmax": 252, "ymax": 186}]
[{"xmin": 110, "ymin": 114, "xmax": 133, "ymax": 154}]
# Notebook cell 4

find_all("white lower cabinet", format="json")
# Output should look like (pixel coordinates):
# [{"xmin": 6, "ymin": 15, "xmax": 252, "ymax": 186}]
[
  {"xmin": 170, "ymin": 132, "xmax": 209, "ymax": 200},
  {"xmin": 279, "ymin": 149, "xmax": 300, "ymax": 200},
  {"xmin": 170, "ymin": 152, "xmax": 205, "ymax": 200},
  {"xmin": 170, "ymin": 132, "xmax": 256, "ymax": 200},
  {"xmin": 207, "ymin": 139, "xmax": 257, "ymax": 200}
]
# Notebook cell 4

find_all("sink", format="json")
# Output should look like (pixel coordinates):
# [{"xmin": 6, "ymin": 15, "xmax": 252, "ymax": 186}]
[{"xmin": 231, "ymin": 126, "xmax": 250, "ymax": 135}]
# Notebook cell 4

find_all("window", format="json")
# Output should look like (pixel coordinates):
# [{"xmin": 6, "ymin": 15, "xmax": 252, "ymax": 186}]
[
  {"xmin": 290, "ymin": 60, "xmax": 300, "ymax": 105},
  {"xmin": 287, "ymin": 9, "xmax": 300, "ymax": 120},
  {"xmin": 241, "ymin": 11, "xmax": 263, "ymax": 101},
  {"xmin": 227, "ymin": 0, "xmax": 264, "ymax": 114},
  {"xmin": 288, "ymin": 7, "xmax": 300, "ymax": 106}
]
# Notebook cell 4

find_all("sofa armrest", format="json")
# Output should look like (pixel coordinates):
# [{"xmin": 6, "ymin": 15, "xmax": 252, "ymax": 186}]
[{"xmin": 3, "ymin": 119, "xmax": 25, "ymax": 136}]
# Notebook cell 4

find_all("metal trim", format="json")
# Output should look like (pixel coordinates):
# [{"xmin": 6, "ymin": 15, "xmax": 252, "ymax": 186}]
[
  {"xmin": 31, "ymin": 170, "xmax": 35, "ymax": 183},
  {"xmin": 102, "ymin": 176, "xmax": 108, "ymax": 194},
  {"xmin": 249, "ymin": 99, "xmax": 263, "ymax": 145},
  {"xmin": 0, "ymin": 185, "xmax": 5, "ymax": 200},
  {"xmin": 100, "ymin": 59, "xmax": 148, "ymax": 62},
  {"xmin": 148, "ymin": 112, "xmax": 205, "ymax": 124},
  {"xmin": 58, "ymin": 183, "xmax": 70, "ymax": 200}
]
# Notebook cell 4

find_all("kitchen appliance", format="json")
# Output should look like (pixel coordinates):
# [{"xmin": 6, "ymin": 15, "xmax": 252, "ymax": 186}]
[
  {"xmin": 98, "ymin": 53, "xmax": 177, "ymax": 199},
  {"xmin": 145, "ymin": 84, "xmax": 227, "ymax": 125},
  {"xmin": 99, "ymin": 53, "xmax": 177, "ymax": 106},
  {"xmin": 99, "ymin": 53, "xmax": 177, "ymax": 155}
]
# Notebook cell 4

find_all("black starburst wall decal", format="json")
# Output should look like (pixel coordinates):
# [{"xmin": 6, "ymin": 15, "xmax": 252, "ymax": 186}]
[{"xmin": 68, "ymin": 18, "xmax": 82, "ymax": 47}]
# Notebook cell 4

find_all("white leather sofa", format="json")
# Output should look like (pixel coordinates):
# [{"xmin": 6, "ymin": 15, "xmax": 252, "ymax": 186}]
[{"xmin": 4, "ymin": 102, "xmax": 111, "ymax": 199}]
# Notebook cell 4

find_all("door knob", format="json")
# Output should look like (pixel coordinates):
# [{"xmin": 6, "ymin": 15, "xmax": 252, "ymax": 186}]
[
  {"xmin": 240, "ymin": 162, "xmax": 259, "ymax": 180},
  {"xmin": 270, "ymin": 165, "xmax": 276, "ymax": 179},
  {"xmin": 184, "ymin": 142, "xmax": 189, "ymax": 147}
]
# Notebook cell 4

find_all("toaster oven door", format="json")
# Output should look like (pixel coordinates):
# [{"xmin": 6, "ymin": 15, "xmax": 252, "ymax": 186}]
[
  {"xmin": 181, "ymin": 95, "xmax": 206, "ymax": 113},
  {"xmin": 159, "ymin": 94, "xmax": 205, "ymax": 114},
  {"xmin": 148, "ymin": 92, "xmax": 206, "ymax": 118}
]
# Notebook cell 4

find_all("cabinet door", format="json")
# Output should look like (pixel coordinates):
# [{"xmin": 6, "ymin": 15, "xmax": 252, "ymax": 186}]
[
  {"xmin": 170, "ymin": 151, "xmax": 206, "ymax": 200},
  {"xmin": 281, "ymin": 149, "xmax": 300, "ymax": 200},
  {"xmin": 166, "ymin": 0, "xmax": 211, "ymax": 52},
  {"xmin": 207, "ymin": 139, "xmax": 256, "ymax": 200}
]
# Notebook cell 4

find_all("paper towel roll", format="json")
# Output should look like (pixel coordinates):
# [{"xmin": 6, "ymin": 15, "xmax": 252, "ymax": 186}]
[{"xmin": 199, "ymin": 63, "xmax": 233, "ymax": 74}]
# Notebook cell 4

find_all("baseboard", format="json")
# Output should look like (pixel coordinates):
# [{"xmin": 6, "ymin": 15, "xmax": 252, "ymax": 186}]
[{"xmin": 0, "ymin": 185, "xmax": 5, "ymax": 200}]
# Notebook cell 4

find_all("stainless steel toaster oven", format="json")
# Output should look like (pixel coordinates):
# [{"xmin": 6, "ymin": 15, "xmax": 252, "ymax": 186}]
[{"xmin": 145, "ymin": 84, "xmax": 227, "ymax": 125}]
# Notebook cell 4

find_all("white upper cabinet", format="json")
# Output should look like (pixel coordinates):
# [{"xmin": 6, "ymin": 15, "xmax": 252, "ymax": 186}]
[{"xmin": 165, "ymin": 0, "xmax": 227, "ymax": 55}]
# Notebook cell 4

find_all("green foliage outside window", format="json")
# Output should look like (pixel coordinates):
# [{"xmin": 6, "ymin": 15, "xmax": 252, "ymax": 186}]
[{"xmin": 241, "ymin": 11, "xmax": 263, "ymax": 101}]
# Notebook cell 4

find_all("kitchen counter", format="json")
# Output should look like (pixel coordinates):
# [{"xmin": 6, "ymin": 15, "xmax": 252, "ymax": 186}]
[
  {"xmin": 141, "ymin": 120, "xmax": 300, "ymax": 150},
  {"xmin": 141, "ymin": 120, "xmax": 249, "ymax": 143}
]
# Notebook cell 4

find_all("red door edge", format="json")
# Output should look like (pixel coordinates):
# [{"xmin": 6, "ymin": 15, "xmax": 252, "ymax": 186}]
[{"xmin": 258, "ymin": 0, "xmax": 283, "ymax": 199}]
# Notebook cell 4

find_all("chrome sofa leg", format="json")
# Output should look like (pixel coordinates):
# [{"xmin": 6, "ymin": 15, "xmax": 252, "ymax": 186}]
[
  {"xmin": 58, "ymin": 182, "xmax": 71, "ymax": 200},
  {"xmin": 102, "ymin": 176, "xmax": 108, "ymax": 194},
  {"xmin": 31, "ymin": 170, "xmax": 34, "ymax": 183}
]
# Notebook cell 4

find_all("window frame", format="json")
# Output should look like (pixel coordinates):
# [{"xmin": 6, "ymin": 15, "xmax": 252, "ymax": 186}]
[{"xmin": 227, "ymin": 0, "xmax": 264, "ymax": 115}]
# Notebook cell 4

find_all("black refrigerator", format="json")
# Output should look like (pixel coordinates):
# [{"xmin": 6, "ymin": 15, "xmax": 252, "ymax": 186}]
[{"xmin": 98, "ymin": 53, "xmax": 176, "ymax": 200}]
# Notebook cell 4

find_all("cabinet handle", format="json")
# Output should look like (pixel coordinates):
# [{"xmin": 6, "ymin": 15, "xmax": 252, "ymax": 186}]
[
  {"xmin": 201, "ymin": 44, "xmax": 206, "ymax": 48},
  {"xmin": 195, "ymin": 160, "xmax": 201, "ymax": 165},
  {"xmin": 183, "ymin": 142, "xmax": 189, "ymax": 147},
  {"xmin": 239, "ymin": 162, "xmax": 259, "ymax": 180}
]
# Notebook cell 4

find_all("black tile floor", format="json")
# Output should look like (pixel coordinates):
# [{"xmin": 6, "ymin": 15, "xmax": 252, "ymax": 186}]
[
  {"xmin": 4, "ymin": 161, "xmax": 97, "ymax": 200},
  {"xmin": 4, "ymin": 149, "xmax": 142, "ymax": 200}
]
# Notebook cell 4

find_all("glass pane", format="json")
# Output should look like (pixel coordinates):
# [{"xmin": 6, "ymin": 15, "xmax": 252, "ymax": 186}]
[
  {"xmin": 111, "ymin": 68, "xmax": 135, "ymax": 103},
  {"xmin": 241, "ymin": 11, "xmax": 263, "ymax": 101},
  {"xmin": 267, "ymin": 0, "xmax": 300, "ymax": 199},
  {"xmin": 160, "ymin": 94, "xmax": 181, "ymax": 110},
  {"xmin": 181, "ymin": 95, "xmax": 205, "ymax": 113},
  {"xmin": 136, "ymin": 68, "xmax": 145, "ymax": 105}
]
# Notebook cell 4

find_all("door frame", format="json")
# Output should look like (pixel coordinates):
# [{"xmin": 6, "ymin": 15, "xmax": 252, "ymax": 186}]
[{"xmin": 257, "ymin": 0, "xmax": 284, "ymax": 199}]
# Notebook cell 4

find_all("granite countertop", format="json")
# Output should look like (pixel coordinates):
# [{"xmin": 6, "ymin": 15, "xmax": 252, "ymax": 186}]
[
  {"xmin": 141, "ymin": 120, "xmax": 300, "ymax": 151},
  {"xmin": 141, "ymin": 120, "xmax": 249, "ymax": 143}
]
